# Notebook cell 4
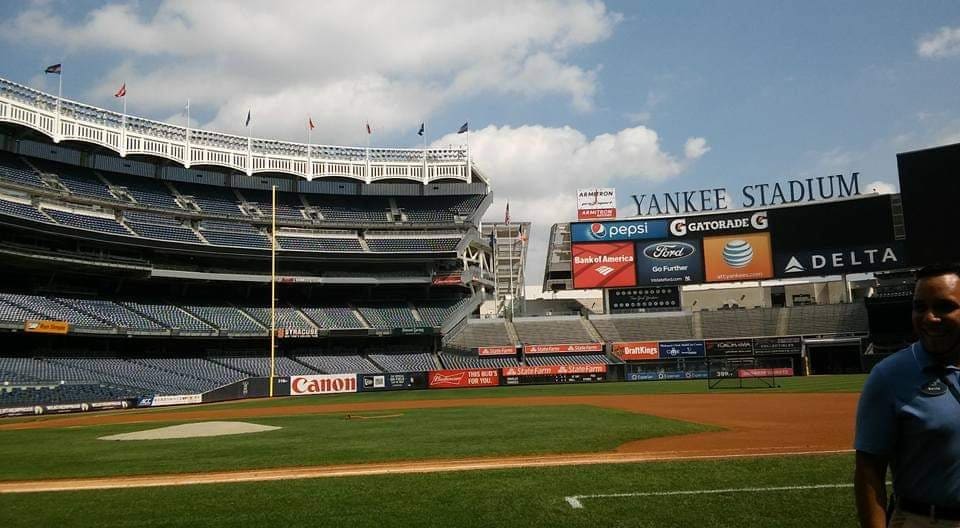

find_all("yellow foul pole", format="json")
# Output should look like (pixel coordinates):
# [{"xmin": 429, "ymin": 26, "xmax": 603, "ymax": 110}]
[{"xmin": 269, "ymin": 185, "xmax": 277, "ymax": 396}]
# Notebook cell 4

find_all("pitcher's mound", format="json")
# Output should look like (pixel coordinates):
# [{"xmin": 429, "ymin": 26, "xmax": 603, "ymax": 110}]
[{"xmin": 99, "ymin": 421, "xmax": 281, "ymax": 441}]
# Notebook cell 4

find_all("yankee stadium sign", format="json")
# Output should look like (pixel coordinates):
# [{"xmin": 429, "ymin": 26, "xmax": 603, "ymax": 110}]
[{"xmin": 631, "ymin": 173, "xmax": 860, "ymax": 216}]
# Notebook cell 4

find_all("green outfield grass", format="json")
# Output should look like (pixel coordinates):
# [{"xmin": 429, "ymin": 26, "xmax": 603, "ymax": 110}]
[
  {"xmin": 0, "ymin": 405, "xmax": 714, "ymax": 481},
  {"xmin": 0, "ymin": 453, "xmax": 858, "ymax": 528}
]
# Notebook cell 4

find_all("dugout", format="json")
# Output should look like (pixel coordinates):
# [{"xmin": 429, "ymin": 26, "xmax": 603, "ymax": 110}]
[{"xmin": 804, "ymin": 337, "xmax": 863, "ymax": 375}]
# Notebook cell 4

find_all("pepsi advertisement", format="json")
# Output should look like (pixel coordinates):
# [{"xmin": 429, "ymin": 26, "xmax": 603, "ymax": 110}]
[
  {"xmin": 635, "ymin": 239, "xmax": 705, "ymax": 284},
  {"xmin": 571, "ymin": 219, "xmax": 669, "ymax": 243}
]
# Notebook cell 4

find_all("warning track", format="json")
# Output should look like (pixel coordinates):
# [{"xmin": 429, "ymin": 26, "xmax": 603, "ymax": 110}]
[{"xmin": 0, "ymin": 392, "xmax": 858, "ymax": 493}]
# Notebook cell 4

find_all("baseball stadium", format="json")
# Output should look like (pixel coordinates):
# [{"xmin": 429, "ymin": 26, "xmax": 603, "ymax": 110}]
[{"xmin": 0, "ymin": 74, "xmax": 956, "ymax": 528}]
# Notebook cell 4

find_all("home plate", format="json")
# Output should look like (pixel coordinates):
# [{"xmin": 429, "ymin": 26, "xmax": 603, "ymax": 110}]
[{"xmin": 99, "ymin": 421, "xmax": 281, "ymax": 441}]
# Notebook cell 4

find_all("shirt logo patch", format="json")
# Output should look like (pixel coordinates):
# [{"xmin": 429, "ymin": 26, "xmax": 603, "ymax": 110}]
[{"xmin": 920, "ymin": 379, "xmax": 948, "ymax": 397}]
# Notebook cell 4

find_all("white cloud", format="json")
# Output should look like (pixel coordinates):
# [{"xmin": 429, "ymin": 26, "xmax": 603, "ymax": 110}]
[
  {"xmin": 917, "ymin": 26, "xmax": 960, "ymax": 58},
  {"xmin": 864, "ymin": 180, "xmax": 897, "ymax": 194},
  {"xmin": 431, "ymin": 124, "xmax": 703, "ymax": 286},
  {"xmin": 2, "ymin": 0, "xmax": 620, "ymax": 140},
  {"xmin": 683, "ymin": 137, "xmax": 710, "ymax": 159}
]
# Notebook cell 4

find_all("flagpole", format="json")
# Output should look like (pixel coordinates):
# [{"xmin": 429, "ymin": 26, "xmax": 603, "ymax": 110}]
[
  {"xmin": 269, "ymin": 184, "xmax": 277, "ymax": 397},
  {"xmin": 247, "ymin": 112, "xmax": 252, "ymax": 176},
  {"xmin": 307, "ymin": 122, "xmax": 313, "ymax": 180},
  {"xmin": 422, "ymin": 122, "xmax": 428, "ymax": 181},
  {"xmin": 185, "ymin": 99, "xmax": 191, "ymax": 168},
  {"xmin": 120, "ymin": 89, "xmax": 127, "ymax": 157},
  {"xmin": 466, "ymin": 128, "xmax": 472, "ymax": 184},
  {"xmin": 55, "ymin": 68, "xmax": 62, "ymax": 143},
  {"xmin": 365, "ymin": 121, "xmax": 371, "ymax": 184}
]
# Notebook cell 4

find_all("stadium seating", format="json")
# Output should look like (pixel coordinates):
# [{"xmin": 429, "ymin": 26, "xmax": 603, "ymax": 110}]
[
  {"xmin": 0, "ymin": 197, "xmax": 52, "ymax": 224},
  {"xmin": 0, "ymin": 384, "xmax": 139, "ymax": 406},
  {"xmin": 31, "ymin": 159, "xmax": 115, "ymax": 201},
  {"xmin": 276, "ymin": 234, "xmax": 363, "ymax": 252},
  {"xmin": 366, "ymin": 237, "xmax": 460, "ymax": 253},
  {"xmin": 591, "ymin": 313, "xmax": 695, "ymax": 342},
  {"xmin": 439, "ymin": 353, "xmax": 520, "ymax": 369},
  {"xmin": 524, "ymin": 353, "xmax": 613, "ymax": 366},
  {"xmin": 180, "ymin": 305, "xmax": 265, "ymax": 334},
  {"xmin": 176, "ymin": 182, "xmax": 244, "ymax": 216},
  {"xmin": 304, "ymin": 194, "xmax": 390, "ymax": 223},
  {"xmin": 121, "ymin": 302, "xmax": 214, "ymax": 333},
  {"xmin": 104, "ymin": 172, "xmax": 181, "ymax": 209},
  {"xmin": 513, "ymin": 317, "xmax": 598, "ymax": 345},
  {"xmin": 54, "ymin": 298, "xmax": 165, "ymax": 331},
  {"xmin": 0, "ymin": 293, "xmax": 107, "ymax": 328},
  {"xmin": 300, "ymin": 306, "xmax": 366, "ymax": 329},
  {"xmin": 356, "ymin": 301, "xmax": 420, "ymax": 329},
  {"xmin": 43, "ymin": 208, "xmax": 131, "ymax": 236},
  {"xmin": 0, "ymin": 152, "xmax": 45, "ymax": 187},
  {"xmin": 294, "ymin": 353, "xmax": 381, "ymax": 374}
]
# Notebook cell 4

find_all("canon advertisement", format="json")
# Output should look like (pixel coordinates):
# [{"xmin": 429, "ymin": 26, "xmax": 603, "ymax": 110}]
[{"xmin": 290, "ymin": 374, "xmax": 358, "ymax": 396}]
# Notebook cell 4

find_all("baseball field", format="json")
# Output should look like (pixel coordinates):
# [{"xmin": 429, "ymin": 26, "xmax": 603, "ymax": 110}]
[{"xmin": 0, "ymin": 375, "xmax": 866, "ymax": 527}]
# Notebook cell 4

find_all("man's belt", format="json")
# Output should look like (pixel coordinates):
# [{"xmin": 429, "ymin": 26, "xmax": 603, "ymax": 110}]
[{"xmin": 899, "ymin": 497, "xmax": 960, "ymax": 521}]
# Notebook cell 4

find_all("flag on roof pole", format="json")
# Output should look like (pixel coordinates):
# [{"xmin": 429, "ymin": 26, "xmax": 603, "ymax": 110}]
[
  {"xmin": 417, "ymin": 123, "xmax": 424, "ymax": 136},
  {"xmin": 504, "ymin": 201, "xmax": 510, "ymax": 224},
  {"xmin": 245, "ymin": 110, "xmax": 251, "ymax": 127},
  {"xmin": 457, "ymin": 122, "xmax": 468, "ymax": 134},
  {"xmin": 114, "ymin": 83, "xmax": 126, "ymax": 98},
  {"xmin": 366, "ymin": 122, "xmax": 372, "ymax": 134},
  {"xmin": 308, "ymin": 117, "xmax": 315, "ymax": 130},
  {"xmin": 44, "ymin": 64, "xmax": 62, "ymax": 75},
  {"xmin": 488, "ymin": 229, "xmax": 496, "ymax": 248}
]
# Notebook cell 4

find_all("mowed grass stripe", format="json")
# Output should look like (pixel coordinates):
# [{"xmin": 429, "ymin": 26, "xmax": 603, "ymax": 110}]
[
  {"xmin": 0, "ymin": 405, "xmax": 714, "ymax": 481},
  {"xmin": 0, "ymin": 453, "xmax": 858, "ymax": 528}
]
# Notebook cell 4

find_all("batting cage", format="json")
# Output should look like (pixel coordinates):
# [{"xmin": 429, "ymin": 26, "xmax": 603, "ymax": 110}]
[{"xmin": 706, "ymin": 357, "xmax": 795, "ymax": 389}]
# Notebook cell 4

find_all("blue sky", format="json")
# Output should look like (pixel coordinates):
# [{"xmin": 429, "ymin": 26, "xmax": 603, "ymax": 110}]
[{"xmin": 1, "ymin": 1, "xmax": 959, "ymax": 287}]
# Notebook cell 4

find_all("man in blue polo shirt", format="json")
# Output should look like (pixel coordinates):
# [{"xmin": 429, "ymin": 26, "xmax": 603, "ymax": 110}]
[{"xmin": 855, "ymin": 264, "xmax": 960, "ymax": 527}]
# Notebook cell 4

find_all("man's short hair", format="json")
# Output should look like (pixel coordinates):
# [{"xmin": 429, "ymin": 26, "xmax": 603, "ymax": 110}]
[{"xmin": 916, "ymin": 263, "xmax": 960, "ymax": 280}]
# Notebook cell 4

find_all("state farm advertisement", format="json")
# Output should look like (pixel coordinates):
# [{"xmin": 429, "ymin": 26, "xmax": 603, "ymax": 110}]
[
  {"xmin": 612, "ymin": 341, "xmax": 660, "ymax": 360},
  {"xmin": 572, "ymin": 242, "xmax": 637, "ymax": 289},
  {"xmin": 502, "ymin": 364, "xmax": 608, "ymax": 376},
  {"xmin": 577, "ymin": 187, "xmax": 617, "ymax": 220},
  {"xmin": 428, "ymin": 369, "xmax": 500, "ymax": 389},
  {"xmin": 477, "ymin": 346, "xmax": 517, "ymax": 357},
  {"xmin": 290, "ymin": 374, "xmax": 358, "ymax": 396},
  {"xmin": 523, "ymin": 343, "xmax": 603, "ymax": 354}
]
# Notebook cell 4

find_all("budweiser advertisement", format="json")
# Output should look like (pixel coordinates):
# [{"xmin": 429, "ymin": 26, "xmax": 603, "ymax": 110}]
[
  {"xmin": 290, "ymin": 374, "xmax": 358, "ymax": 396},
  {"xmin": 572, "ymin": 242, "xmax": 637, "ymax": 289},
  {"xmin": 523, "ymin": 343, "xmax": 603, "ymax": 354},
  {"xmin": 476, "ymin": 346, "xmax": 517, "ymax": 357},
  {"xmin": 612, "ymin": 341, "xmax": 659, "ymax": 360},
  {"xmin": 428, "ymin": 369, "xmax": 500, "ymax": 389},
  {"xmin": 502, "ymin": 364, "xmax": 608, "ymax": 376},
  {"xmin": 577, "ymin": 187, "xmax": 617, "ymax": 220}
]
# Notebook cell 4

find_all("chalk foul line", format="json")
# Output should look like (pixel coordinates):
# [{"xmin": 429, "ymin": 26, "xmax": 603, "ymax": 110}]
[{"xmin": 565, "ymin": 481, "xmax": 891, "ymax": 509}]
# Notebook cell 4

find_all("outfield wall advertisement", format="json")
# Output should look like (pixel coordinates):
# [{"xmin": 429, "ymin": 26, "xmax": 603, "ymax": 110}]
[
  {"xmin": 290, "ymin": 374, "xmax": 358, "ymax": 396},
  {"xmin": 358, "ymin": 373, "xmax": 427, "ymax": 392},
  {"xmin": 523, "ymin": 343, "xmax": 604, "ymax": 354},
  {"xmin": 428, "ymin": 369, "xmax": 500, "ymax": 389},
  {"xmin": 476, "ymin": 346, "xmax": 517, "ymax": 357}
]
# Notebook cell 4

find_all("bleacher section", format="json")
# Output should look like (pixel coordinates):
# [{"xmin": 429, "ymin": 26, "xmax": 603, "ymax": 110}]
[
  {"xmin": 295, "ymin": 353, "xmax": 381, "ymax": 374},
  {"xmin": 443, "ymin": 319, "xmax": 515, "ymax": 354},
  {"xmin": 785, "ymin": 303, "xmax": 868, "ymax": 335},
  {"xmin": 591, "ymin": 313, "xmax": 695, "ymax": 342},
  {"xmin": 439, "ymin": 354, "xmax": 520, "ymax": 369},
  {"xmin": 700, "ymin": 308, "xmax": 782, "ymax": 339},
  {"xmin": 42, "ymin": 208, "xmax": 130, "ymax": 236},
  {"xmin": 524, "ymin": 354, "xmax": 613, "ymax": 366},
  {"xmin": 512, "ymin": 317, "xmax": 598, "ymax": 345}
]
